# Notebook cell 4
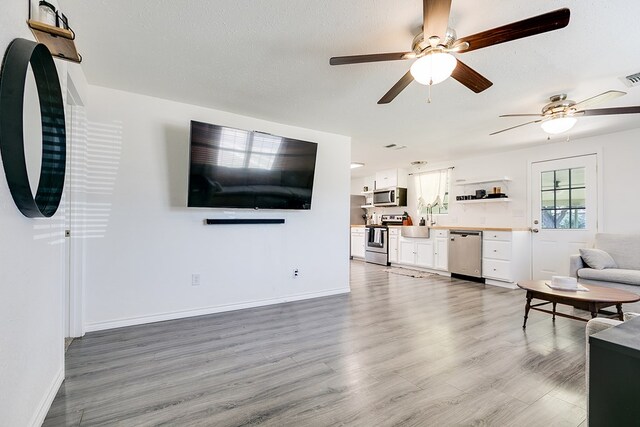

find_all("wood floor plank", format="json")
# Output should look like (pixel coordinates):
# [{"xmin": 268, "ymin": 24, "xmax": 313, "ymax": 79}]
[{"xmin": 44, "ymin": 260, "xmax": 588, "ymax": 426}]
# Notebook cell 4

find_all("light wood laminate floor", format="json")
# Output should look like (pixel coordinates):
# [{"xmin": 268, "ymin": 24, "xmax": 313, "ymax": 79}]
[{"xmin": 46, "ymin": 261, "xmax": 632, "ymax": 426}]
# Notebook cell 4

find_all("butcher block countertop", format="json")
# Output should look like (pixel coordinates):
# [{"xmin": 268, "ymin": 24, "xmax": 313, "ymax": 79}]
[
  {"xmin": 430, "ymin": 226, "xmax": 531, "ymax": 232},
  {"xmin": 351, "ymin": 224, "xmax": 529, "ymax": 232}
]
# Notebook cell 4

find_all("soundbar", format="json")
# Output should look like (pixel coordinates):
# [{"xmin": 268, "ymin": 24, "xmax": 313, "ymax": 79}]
[{"xmin": 205, "ymin": 219, "xmax": 285, "ymax": 225}]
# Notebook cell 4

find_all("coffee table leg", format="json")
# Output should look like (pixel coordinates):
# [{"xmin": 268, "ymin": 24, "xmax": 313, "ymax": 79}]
[
  {"xmin": 552, "ymin": 302, "xmax": 557, "ymax": 321},
  {"xmin": 523, "ymin": 291, "xmax": 532, "ymax": 329},
  {"xmin": 616, "ymin": 303, "xmax": 624, "ymax": 321},
  {"xmin": 590, "ymin": 302, "xmax": 598, "ymax": 319}
]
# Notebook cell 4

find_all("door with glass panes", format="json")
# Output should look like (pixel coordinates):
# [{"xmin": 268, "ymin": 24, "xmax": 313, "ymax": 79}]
[{"xmin": 531, "ymin": 154, "xmax": 598, "ymax": 279}]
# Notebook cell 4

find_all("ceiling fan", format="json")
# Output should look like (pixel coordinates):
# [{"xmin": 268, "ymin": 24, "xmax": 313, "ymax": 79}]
[
  {"xmin": 329, "ymin": 1, "xmax": 570, "ymax": 104},
  {"xmin": 491, "ymin": 91, "xmax": 640, "ymax": 135}
]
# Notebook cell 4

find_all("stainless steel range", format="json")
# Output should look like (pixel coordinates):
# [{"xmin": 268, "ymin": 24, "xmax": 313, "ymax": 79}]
[
  {"xmin": 364, "ymin": 214, "xmax": 404, "ymax": 266},
  {"xmin": 365, "ymin": 225, "xmax": 388, "ymax": 266}
]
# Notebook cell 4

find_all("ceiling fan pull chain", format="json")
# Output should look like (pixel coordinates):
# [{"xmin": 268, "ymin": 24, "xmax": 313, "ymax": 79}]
[{"xmin": 427, "ymin": 83, "xmax": 432, "ymax": 103}]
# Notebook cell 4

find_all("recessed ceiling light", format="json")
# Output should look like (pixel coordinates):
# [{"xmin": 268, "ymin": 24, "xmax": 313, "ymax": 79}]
[{"xmin": 350, "ymin": 162, "xmax": 365, "ymax": 169}]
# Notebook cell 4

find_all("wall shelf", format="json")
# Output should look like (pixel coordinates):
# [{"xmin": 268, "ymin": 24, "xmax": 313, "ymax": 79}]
[
  {"xmin": 455, "ymin": 176, "xmax": 512, "ymax": 186},
  {"xmin": 27, "ymin": 19, "xmax": 82, "ymax": 63},
  {"xmin": 456, "ymin": 198, "xmax": 512, "ymax": 204}
]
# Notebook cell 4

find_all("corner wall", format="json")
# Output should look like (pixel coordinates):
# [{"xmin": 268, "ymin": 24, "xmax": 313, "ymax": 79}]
[
  {"xmin": 82, "ymin": 86, "xmax": 351, "ymax": 331},
  {"xmin": 0, "ymin": 1, "xmax": 86, "ymax": 425}
]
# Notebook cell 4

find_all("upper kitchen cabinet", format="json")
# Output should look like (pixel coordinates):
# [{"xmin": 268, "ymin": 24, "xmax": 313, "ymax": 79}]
[{"xmin": 375, "ymin": 169, "xmax": 408, "ymax": 190}]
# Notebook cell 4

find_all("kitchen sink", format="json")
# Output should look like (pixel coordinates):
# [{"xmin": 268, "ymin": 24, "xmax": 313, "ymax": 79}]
[{"xmin": 401, "ymin": 226, "xmax": 430, "ymax": 238}]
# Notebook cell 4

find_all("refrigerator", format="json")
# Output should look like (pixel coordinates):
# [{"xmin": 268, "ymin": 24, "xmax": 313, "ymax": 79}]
[{"xmin": 350, "ymin": 195, "xmax": 367, "ymax": 225}]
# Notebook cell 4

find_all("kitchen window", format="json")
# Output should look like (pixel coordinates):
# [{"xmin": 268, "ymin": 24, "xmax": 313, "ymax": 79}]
[
  {"xmin": 540, "ymin": 167, "xmax": 585, "ymax": 229},
  {"xmin": 415, "ymin": 168, "xmax": 450, "ymax": 216}
]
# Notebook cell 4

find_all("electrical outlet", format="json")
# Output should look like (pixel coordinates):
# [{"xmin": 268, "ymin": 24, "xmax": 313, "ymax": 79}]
[
  {"xmin": 293, "ymin": 268, "xmax": 299, "ymax": 278},
  {"xmin": 191, "ymin": 274, "xmax": 200, "ymax": 286}
]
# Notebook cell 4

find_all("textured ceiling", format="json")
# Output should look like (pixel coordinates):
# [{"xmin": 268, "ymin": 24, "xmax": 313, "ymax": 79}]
[{"xmin": 59, "ymin": 0, "xmax": 640, "ymax": 177}]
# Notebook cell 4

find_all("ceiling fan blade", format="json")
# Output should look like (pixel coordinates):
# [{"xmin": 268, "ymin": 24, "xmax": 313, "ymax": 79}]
[
  {"xmin": 571, "ymin": 90, "xmax": 626, "ymax": 111},
  {"xmin": 579, "ymin": 106, "xmax": 640, "ymax": 116},
  {"xmin": 330, "ymin": 52, "xmax": 412, "ymax": 66},
  {"xmin": 499, "ymin": 113, "xmax": 544, "ymax": 117},
  {"xmin": 457, "ymin": 8, "xmax": 570, "ymax": 53},
  {"xmin": 450, "ymin": 60, "xmax": 492, "ymax": 93},
  {"xmin": 490, "ymin": 120, "xmax": 542, "ymax": 136},
  {"xmin": 378, "ymin": 71, "xmax": 414, "ymax": 104},
  {"xmin": 423, "ymin": 0, "xmax": 452, "ymax": 39}
]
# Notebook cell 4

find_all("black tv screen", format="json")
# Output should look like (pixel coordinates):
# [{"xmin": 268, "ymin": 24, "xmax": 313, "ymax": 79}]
[{"xmin": 187, "ymin": 121, "xmax": 318, "ymax": 210}]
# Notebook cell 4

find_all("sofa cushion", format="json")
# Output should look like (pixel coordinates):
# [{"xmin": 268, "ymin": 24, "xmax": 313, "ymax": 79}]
[
  {"xmin": 580, "ymin": 248, "xmax": 617, "ymax": 270},
  {"xmin": 578, "ymin": 268, "xmax": 640, "ymax": 286},
  {"xmin": 595, "ymin": 233, "xmax": 640, "ymax": 270}
]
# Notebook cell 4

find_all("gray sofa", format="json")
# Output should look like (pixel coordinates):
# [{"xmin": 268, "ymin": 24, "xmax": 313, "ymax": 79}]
[{"xmin": 570, "ymin": 233, "xmax": 640, "ymax": 294}]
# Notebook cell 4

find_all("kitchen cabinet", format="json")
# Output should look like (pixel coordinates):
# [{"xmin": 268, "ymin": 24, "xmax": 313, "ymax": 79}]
[
  {"xmin": 375, "ymin": 168, "xmax": 407, "ymax": 190},
  {"xmin": 433, "ymin": 230, "xmax": 449, "ymax": 271},
  {"xmin": 481, "ymin": 230, "xmax": 530, "ymax": 288},
  {"xmin": 415, "ymin": 240, "xmax": 434, "ymax": 268},
  {"xmin": 399, "ymin": 238, "xmax": 433, "ymax": 267},
  {"xmin": 388, "ymin": 227, "xmax": 399, "ymax": 263},
  {"xmin": 350, "ymin": 227, "xmax": 365, "ymax": 259},
  {"xmin": 396, "ymin": 233, "xmax": 447, "ymax": 271}
]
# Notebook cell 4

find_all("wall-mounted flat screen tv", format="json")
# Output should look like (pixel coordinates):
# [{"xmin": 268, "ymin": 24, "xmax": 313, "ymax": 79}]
[{"xmin": 188, "ymin": 121, "xmax": 318, "ymax": 210}]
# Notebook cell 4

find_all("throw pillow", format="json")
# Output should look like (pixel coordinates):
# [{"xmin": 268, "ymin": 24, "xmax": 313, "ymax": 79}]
[{"xmin": 580, "ymin": 248, "xmax": 618, "ymax": 270}]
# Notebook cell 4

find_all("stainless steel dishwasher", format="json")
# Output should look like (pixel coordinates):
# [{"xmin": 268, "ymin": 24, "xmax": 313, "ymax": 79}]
[{"xmin": 448, "ymin": 230, "xmax": 482, "ymax": 278}]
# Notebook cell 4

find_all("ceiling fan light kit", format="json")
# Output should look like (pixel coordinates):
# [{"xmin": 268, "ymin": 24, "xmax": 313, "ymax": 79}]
[
  {"xmin": 493, "ymin": 90, "xmax": 640, "ymax": 136},
  {"xmin": 540, "ymin": 115, "xmax": 577, "ymax": 134},
  {"xmin": 410, "ymin": 51, "xmax": 457, "ymax": 85}
]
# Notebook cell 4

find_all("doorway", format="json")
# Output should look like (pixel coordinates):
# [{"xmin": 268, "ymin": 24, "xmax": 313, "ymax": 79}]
[
  {"xmin": 530, "ymin": 154, "xmax": 599, "ymax": 279},
  {"xmin": 63, "ymin": 79, "xmax": 86, "ymax": 339}
]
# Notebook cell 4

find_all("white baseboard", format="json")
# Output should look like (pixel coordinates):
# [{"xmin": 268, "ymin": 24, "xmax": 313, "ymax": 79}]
[
  {"xmin": 84, "ymin": 287, "xmax": 351, "ymax": 332},
  {"xmin": 30, "ymin": 367, "xmax": 64, "ymax": 427}
]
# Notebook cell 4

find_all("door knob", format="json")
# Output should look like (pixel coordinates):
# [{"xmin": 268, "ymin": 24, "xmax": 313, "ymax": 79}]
[{"xmin": 531, "ymin": 228, "xmax": 539, "ymax": 233}]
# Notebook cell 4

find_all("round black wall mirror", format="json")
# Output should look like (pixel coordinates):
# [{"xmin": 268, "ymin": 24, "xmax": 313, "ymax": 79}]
[{"xmin": 0, "ymin": 38, "xmax": 66, "ymax": 218}]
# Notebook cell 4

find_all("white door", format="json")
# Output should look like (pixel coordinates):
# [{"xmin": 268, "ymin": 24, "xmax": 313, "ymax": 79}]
[
  {"xmin": 531, "ymin": 154, "xmax": 598, "ymax": 279},
  {"xmin": 64, "ymin": 95, "xmax": 86, "ymax": 338}
]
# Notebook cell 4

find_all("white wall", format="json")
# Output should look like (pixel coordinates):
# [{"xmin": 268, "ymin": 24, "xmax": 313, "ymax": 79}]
[
  {"xmin": 0, "ymin": 1, "xmax": 87, "ymax": 425},
  {"xmin": 83, "ymin": 86, "xmax": 351, "ymax": 331},
  {"xmin": 354, "ymin": 128, "xmax": 640, "ymax": 233}
]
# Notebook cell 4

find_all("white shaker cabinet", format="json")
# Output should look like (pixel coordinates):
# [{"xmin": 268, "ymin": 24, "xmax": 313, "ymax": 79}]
[
  {"xmin": 399, "ymin": 238, "xmax": 429, "ymax": 266},
  {"xmin": 396, "ymin": 232, "xmax": 448, "ymax": 272},
  {"xmin": 482, "ymin": 230, "xmax": 530, "ymax": 288},
  {"xmin": 433, "ymin": 230, "xmax": 449, "ymax": 271},
  {"xmin": 350, "ymin": 227, "xmax": 366, "ymax": 259},
  {"xmin": 415, "ymin": 240, "xmax": 435, "ymax": 268},
  {"xmin": 388, "ymin": 227, "xmax": 399, "ymax": 263},
  {"xmin": 399, "ymin": 239, "xmax": 416, "ymax": 265},
  {"xmin": 375, "ymin": 168, "xmax": 407, "ymax": 189}
]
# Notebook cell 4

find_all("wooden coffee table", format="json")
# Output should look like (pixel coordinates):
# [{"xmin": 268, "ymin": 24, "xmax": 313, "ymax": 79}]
[{"xmin": 517, "ymin": 280, "xmax": 640, "ymax": 328}]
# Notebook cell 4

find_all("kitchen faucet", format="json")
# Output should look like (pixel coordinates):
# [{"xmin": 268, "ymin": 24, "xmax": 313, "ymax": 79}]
[{"xmin": 426, "ymin": 204, "xmax": 436, "ymax": 226}]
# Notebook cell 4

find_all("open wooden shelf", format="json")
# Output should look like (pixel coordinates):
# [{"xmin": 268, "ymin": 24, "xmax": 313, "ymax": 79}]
[
  {"xmin": 456, "ymin": 198, "xmax": 512, "ymax": 204},
  {"xmin": 27, "ymin": 19, "xmax": 81, "ymax": 63},
  {"xmin": 454, "ymin": 176, "xmax": 512, "ymax": 186}
]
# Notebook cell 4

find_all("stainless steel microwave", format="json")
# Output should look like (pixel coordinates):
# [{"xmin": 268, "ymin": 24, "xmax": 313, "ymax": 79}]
[{"xmin": 373, "ymin": 187, "xmax": 407, "ymax": 207}]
